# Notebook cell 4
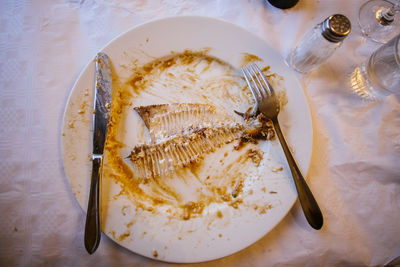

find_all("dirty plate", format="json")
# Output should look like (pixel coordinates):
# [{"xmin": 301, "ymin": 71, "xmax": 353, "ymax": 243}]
[{"xmin": 61, "ymin": 16, "xmax": 312, "ymax": 263}]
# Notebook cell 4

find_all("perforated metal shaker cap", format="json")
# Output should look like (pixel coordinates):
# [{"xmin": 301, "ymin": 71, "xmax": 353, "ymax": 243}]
[{"xmin": 321, "ymin": 14, "xmax": 351, "ymax": 43}]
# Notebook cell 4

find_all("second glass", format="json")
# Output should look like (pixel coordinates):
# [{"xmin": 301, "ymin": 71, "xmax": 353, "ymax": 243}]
[{"xmin": 350, "ymin": 34, "xmax": 400, "ymax": 100}]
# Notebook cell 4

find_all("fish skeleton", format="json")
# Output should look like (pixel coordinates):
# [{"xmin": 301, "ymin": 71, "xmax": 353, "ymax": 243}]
[
  {"xmin": 134, "ymin": 103, "xmax": 230, "ymax": 143},
  {"xmin": 131, "ymin": 103, "xmax": 274, "ymax": 180}
]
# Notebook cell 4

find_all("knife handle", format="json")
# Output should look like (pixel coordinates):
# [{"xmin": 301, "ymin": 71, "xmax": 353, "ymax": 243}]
[{"xmin": 84, "ymin": 156, "xmax": 102, "ymax": 254}]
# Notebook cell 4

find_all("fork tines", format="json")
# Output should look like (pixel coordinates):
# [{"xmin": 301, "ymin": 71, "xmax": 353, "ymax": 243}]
[{"xmin": 241, "ymin": 63, "xmax": 274, "ymax": 100}]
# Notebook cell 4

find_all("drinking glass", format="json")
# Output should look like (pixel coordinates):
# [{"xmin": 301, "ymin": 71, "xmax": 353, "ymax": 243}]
[
  {"xmin": 358, "ymin": 0, "xmax": 400, "ymax": 43},
  {"xmin": 350, "ymin": 34, "xmax": 400, "ymax": 100}
]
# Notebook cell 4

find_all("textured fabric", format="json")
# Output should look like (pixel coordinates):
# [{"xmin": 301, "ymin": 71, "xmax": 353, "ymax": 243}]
[{"xmin": 0, "ymin": 0, "xmax": 399, "ymax": 266}]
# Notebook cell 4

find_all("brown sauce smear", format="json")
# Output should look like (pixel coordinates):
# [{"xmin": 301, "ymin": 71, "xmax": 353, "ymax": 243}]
[{"xmin": 103, "ymin": 50, "xmax": 280, "ymax": 220}]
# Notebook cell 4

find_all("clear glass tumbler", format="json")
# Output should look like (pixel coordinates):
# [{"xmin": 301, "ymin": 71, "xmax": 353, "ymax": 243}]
[{"xmin": 350, "ymin": 34, "xmax": 400, "ymax": 100}]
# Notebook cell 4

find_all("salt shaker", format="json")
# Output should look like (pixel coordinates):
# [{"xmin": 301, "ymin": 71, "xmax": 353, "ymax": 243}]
[{"xmin": 288, "ymin": 14, "xmax": 351, "ymax": 73}]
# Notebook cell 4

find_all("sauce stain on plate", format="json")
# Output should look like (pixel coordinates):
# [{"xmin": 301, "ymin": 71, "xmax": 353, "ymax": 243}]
[{"xmin": 102, "ymin": 50, "xmax": 282, "ymax": 220}]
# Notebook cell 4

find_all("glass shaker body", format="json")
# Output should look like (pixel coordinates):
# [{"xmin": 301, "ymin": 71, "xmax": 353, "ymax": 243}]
[
  {"xmin": 289, "ymin": 24, "xmax": 343, "ymax": 73},
  {"xmin": 288, "ymin": 14, "xmax": 351, "ymax": 73}
]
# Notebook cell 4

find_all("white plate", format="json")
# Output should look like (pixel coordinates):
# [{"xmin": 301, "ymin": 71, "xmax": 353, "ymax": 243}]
[{"xmin": 61, "ymin": 16, "xmax": 312, "ymax": 263}]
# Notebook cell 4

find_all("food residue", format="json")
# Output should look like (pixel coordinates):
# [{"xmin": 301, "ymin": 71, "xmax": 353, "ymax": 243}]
[
  {"xmin": 231, "ymin": 179, "xmax": 244, "ymax": 198},
  {"xmin": 110, "ymin": 231, "xmax": 117, "ymax": 240},
  {"xmin": 241, "ymin": 53, "xmax": 263, "ymax": 67},
  {"xmin": 259, "ymin": 203, "xmax": 273, "ymax": 214},
  {"xmin": 100, "ymin": 49, "xmax": 286, "ymax": 221},
  {"xmin": 247, "ymin": 148, "xmax": 264, "ymax": 167},
  {"xmin": 78, "ymin": 101, "xmax": 88, "ymax": 114},
  {"xmin": 217, "ymin": 210, "xmax": 223, "ymax": 218},
  {"xmin": 261, "ymin": 187, "xmax": 266, "ymax": 193},
  {"xmin": 121, "ymin": 205, "xmax": 129, "ymax": 216},
  {"xmin": 230, "ymin": 198, "xmax": 243, "ymax": 209},
  {"xmin": 272, "ymin": 166, "xmax": 283, "ymax": 173},
  {"xmin": 182, "ymin": 201, "xmax": 205, "ymax": 220},
  {"xmin": 118, "ymin": 231, "xmax": 131, "ymax": 241}
]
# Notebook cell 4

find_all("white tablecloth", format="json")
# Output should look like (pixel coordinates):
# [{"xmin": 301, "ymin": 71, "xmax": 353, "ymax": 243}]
[{"xmin": 1, "ymin": 0, "xmax": 399, "ymax": 266}]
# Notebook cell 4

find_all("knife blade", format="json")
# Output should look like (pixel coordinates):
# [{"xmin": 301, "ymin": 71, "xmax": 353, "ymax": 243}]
[{"xmin": 84, "ymin": 52, "xmax": 112, "ymax": 254}]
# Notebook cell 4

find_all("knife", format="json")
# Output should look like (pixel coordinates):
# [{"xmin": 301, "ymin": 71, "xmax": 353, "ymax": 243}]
[{"xmin": 84, "ymin": 52, "xmax": 112, "ymax": 254}]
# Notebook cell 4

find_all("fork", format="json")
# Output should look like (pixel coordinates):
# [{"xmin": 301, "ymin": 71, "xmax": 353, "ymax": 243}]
[{"xmin": 241, "ymin": 63, "xmax": 323, "ymax": 230}]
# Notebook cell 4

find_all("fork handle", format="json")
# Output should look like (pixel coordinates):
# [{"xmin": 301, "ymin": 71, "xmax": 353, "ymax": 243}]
[{"xmin": 271, "ymin": 117, "xmax": 323, "ymax": 230}]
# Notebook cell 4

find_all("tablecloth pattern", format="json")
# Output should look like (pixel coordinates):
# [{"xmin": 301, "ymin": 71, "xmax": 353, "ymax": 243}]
[{"xmin": 0, "ymin": 0, "xmax": 399, "ymax": 266}]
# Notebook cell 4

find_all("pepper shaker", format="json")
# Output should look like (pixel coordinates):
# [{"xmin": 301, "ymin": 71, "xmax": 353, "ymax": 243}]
[{"xmin": 288, "ymin": 14, "xmax": 351, "ymax": 73}]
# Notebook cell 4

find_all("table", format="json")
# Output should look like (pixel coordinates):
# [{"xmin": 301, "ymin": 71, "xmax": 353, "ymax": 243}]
[{"xmin": 1, "ymin": 0, "xmax": 399, "ymax": 266}]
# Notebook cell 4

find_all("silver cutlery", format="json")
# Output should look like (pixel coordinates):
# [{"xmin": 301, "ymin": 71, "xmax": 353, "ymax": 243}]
[
  {"xmin": 241, "ymin": 63, "xmax": 323, "ymax": 230},
  {"xmin": 84, "ymin": 52, "xmax": 113, "ymax": 253}
]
